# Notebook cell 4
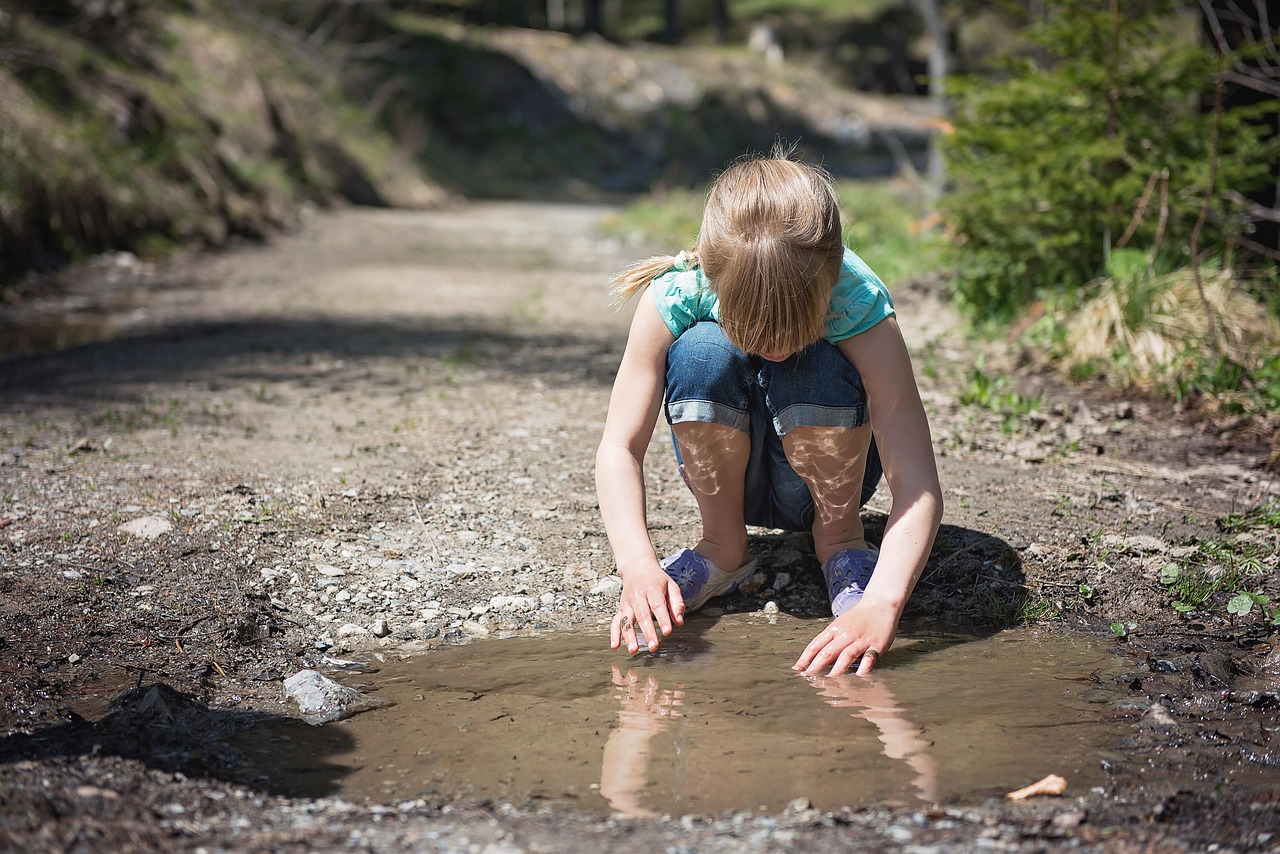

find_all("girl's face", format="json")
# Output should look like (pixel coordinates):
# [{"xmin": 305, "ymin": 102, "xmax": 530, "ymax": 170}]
[{"xmin": 759, "ymin": 350, "xmax": 792, "ymax": 362}]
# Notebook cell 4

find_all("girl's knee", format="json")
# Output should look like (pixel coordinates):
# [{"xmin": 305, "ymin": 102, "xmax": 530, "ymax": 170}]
[{"xmin": 666, "ymin": 322, "xmax": 750, "ymax": 402}]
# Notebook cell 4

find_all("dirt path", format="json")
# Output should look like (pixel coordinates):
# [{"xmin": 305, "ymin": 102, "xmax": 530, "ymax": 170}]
[{"xmin": 1, "ymin": 202, "xmax": 1277, "ymax": 851}]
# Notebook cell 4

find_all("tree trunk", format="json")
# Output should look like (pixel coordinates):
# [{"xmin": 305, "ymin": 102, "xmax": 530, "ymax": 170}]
[
  {"xmin": 709, "ymin": 0, "xmax": 730, "ymax": 43},
  {"xmin": 664, "ymin": 0, "xmax": 680, "ymax": 43},
  {"xmin": 913, "ymin": 0, "xmax": 950, "ymax": 203}
]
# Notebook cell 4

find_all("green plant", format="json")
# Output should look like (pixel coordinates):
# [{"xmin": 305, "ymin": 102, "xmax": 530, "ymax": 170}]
[
  {"xmin": 1111, "ymin": 620, "xmax": 1136, "ymax": 639},
  {"xmin": 1159, "ymin": 499, "xmax": 1280, "ymax": 621},
  {"xmin": 958, "ymin": 363, "xmax": 1044, "ymax": 432},
  {"xmin": 940, "ymin": 1, "xmax": 1278, "ymax": 322}
]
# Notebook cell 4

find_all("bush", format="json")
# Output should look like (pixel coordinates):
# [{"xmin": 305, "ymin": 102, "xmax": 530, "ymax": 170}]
[{"xmin": 939, "ymin": 0, "xmax": 1278, "ymax": 321}]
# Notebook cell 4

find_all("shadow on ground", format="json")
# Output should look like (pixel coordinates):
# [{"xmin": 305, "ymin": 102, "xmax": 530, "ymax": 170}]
[
  {"xmin": 0, "ymin": 315, "xmax": 624, "ymax": 403},
  {"xmin": 0, "ymin": 683, "xmax": 354, "ymax": 798}
]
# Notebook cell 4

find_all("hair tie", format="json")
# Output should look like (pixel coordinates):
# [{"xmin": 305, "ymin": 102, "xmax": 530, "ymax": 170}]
[{"xmin": 673, "ymin": 250, "xmax": 695, "ymax": 272}]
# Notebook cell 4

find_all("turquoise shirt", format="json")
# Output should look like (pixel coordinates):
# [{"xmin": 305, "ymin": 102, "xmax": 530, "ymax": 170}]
[{"xmin": 650, "ymin": 247, "xmax": 895, "ymax": 342}]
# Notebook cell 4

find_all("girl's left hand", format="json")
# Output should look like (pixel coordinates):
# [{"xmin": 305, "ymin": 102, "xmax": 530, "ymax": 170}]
[{"xmin": 792, "ymin": 601, "xmax": 899, "ymax": 676}]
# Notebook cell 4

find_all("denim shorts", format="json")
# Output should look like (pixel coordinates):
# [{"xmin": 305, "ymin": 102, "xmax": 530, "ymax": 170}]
[{"xmin": 664, "ymin": 321, "xmax": 883, "ymax": 532}]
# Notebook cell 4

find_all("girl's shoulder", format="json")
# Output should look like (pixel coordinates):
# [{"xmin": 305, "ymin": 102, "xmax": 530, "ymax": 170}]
[
  {"xmin": 650, "ymin": 265, "xmax": 718, "ymax": 338},
  {"xmin": 826, "ymin": 248, "xmax": 895, "ymax": 341}
]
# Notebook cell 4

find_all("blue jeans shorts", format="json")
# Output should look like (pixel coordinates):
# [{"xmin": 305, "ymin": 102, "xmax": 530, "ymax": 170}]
[{"xmin": 665, "ymin": 322, "xmax": 883, "ymax": 532}]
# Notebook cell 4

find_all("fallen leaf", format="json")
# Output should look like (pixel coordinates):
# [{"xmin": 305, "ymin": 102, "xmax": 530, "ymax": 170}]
[{"xmin": 1007, "ymin": 774, "xmax": 1067, "ymax": 800}]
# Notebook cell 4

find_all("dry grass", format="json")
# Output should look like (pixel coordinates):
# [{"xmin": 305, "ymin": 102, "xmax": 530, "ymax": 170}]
[{"xmin": 1061, "ymin": 268, "xmax": 1280, "ymax": 390}]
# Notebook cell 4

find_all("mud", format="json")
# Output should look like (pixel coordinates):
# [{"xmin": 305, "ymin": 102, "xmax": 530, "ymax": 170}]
[
  {"xmin": 236, "ymin": 619, "xmax": 1131, "ymax": 815},
  {"xmin": 1, "ymin": 201, "xmax": 1278, "ymax": 852}
]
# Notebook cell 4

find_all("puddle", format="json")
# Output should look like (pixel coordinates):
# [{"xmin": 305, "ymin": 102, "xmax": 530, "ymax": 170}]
[{"xmin": 236, "ymin": 615, "xmax": 1131, "ymax": 815}]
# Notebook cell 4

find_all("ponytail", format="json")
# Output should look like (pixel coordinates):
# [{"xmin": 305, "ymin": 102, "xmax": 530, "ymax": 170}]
[{"xmin": 610, "ymin": 249, "xmax": 700, "ymax": 304}]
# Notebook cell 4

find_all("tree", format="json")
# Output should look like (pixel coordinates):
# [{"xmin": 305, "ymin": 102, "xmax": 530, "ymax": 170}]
[{"xmin": 939, "ymin": 0, "xmax": 1278, "ymax": 319}]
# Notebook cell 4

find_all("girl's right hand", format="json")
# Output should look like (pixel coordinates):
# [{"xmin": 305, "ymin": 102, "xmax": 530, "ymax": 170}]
[{"xmin": 610, "ymin": 567, "xmax": 685, "ymax": 655}]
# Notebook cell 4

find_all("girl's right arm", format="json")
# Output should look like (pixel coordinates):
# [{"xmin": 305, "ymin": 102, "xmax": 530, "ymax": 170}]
[{"xmin": 596, "ymin": 287, "xmax": 680, "ymax": 655}]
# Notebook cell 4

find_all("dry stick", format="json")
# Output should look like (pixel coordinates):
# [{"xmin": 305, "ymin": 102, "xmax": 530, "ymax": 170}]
[
  {"xmin": 1195, "ymin": 0, "xmax": 1235, "ymax": 356},
  {"xmin": 1116, "ymin": 170, "xmax": 1162, "ymax": 249}
]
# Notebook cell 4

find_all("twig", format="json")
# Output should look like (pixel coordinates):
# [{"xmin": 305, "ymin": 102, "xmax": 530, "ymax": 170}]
[{"xmin": 1193, "ymin": 0, "xmax": 1230, "ymax": 355}]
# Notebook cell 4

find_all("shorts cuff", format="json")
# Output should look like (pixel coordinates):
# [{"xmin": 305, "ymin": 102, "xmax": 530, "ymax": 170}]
[
  {"xmin": 773, "ymin": 403, "xmax": 868, "ymax": 435},
  {"xmin": 667, "ymin": 399, "xmax": 751, "ymax": 432}
]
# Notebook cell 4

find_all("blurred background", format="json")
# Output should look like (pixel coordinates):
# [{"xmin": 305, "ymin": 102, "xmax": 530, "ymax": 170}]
[{"xmin": 1, "ymin": 0, "xmax": 1277, "ymax": 432}]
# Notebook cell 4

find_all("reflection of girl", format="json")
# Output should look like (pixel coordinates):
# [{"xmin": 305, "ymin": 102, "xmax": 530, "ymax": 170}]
[
  {"xmin": 599, "ymin": 664, "xmax": 684, "ymax": 817},
  {"xmin": 596, "ymin": 150, "xmax": 942, "ymax": 675},
  {"xmin": 811, "ymin": 674, "xmax": 938, "ymax": 802}
]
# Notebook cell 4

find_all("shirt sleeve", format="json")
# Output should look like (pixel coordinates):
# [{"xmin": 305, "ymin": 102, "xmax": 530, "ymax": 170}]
[
  {"xmin": 824, "ymin": 248, "xmax": 896, "ymax": 342},
  {"xmin": 650, "ymin": 268, "xmax": 717, "ymax": 339}
]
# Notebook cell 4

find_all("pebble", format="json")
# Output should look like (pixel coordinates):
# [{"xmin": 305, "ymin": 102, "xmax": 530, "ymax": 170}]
[
  {"xmin": 370, "ymin": 619, "xmax": 391, "ymax": 637},
  {"xmin": 589, "ymin": 577, "xmax": 622, "ymax": 597},
  {"xmin": 118, "ymin": 516, "xmax": 173, "ymax": 539},
  {"xmin": 282, "ymin": 670, "xmax": 392, "ymax": 725},
  {"xmin": 316, "ymin": 564, "xmax": 346, "ymax": 577},
  {"xmin": 462, "ymin": 620, "xmax": 490, "ymax": 637}
]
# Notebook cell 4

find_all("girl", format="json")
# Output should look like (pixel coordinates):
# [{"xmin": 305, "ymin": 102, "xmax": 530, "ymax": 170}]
[{"xmin": 596, "ymin": 152, "xmax": 942, "ymax": 677}]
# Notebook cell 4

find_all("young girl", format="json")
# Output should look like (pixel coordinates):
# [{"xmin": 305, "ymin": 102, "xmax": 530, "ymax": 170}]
[{"xmin": 596, "ymin": 152, "xmax": 942, "ymax": 677}]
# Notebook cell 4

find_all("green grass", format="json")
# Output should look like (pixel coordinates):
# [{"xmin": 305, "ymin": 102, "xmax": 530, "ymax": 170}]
[{"xmin": 1159, "ymin": 499, "xmax": 1280, "ymax": 625}]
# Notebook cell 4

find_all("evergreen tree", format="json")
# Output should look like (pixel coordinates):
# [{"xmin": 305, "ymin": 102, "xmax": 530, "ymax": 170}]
[{"xmin": 939, "ymin": 0, "xmax": 1277, "ymax": 319}]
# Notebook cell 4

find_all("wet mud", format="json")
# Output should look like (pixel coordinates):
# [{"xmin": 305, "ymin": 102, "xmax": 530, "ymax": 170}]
[{"xmin": 236, "ymin": 617, "xmax": 1131, "ymax": 815}]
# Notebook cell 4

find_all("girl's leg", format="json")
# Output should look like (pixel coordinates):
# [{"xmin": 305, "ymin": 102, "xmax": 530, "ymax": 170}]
[
  {"xmin": 670, "ymin": 421, "xmax": 751, "ymax": 573},
  {"xmin": 781, "ymin": 424, "xmax": 873, "ymax": 564},
  {"xmin": 665, "ymin": 322, "xmax": 754, "ymax": 573}
]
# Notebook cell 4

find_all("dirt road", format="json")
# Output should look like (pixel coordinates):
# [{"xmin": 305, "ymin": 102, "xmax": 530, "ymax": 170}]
[{"xmin": 1, "ymin": 201, "xmax": 1277, "ymax": 851}]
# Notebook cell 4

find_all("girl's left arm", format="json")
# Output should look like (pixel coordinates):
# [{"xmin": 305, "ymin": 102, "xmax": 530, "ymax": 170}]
[{"xmin": 793, "ymin": 316, "xmax": 943, "ymax": 676}]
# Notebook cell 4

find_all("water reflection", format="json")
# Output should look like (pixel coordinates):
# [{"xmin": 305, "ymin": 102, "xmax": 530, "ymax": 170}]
[
  {"xmin": 230, "ymin": 618, "xmax": 1128, "ymax": 813},
  {"xmin": 600, "ymin": 661, "xmax": 939, "ymax": 816},
  {"xmin": 600, "ymin": 664, "xmax": 686, "ymax": 816},
  {"xmin": 807, "ymin": 673, "xmax": 937, "ymax": 803}
]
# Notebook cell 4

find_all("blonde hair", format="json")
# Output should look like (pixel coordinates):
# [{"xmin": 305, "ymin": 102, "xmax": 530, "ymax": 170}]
[{"xmin": 612, "ymin": 151, "xmax": 844, "ymax": 356}]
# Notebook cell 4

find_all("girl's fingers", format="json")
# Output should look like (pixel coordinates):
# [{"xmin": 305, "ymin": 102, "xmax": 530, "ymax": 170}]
[
  {"xmin": 646, "ymin": 590, "xmax": 674, "ymax": 636},
  {"xmin": 665, "ymin": 580, "xmax": 686, "ymax": 625},
  {"xmin": 793, "ymin": 630, "xmax": 834, "ymax": 671},
  {"xmin": 828, "ymin": 644, "xmax": 861, "ymax": 677}
]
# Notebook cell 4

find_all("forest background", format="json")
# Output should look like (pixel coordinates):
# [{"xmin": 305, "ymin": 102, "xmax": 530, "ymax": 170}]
[{"xmin": 2, "ymin": 0, "xmax": 1278, "ymax": 448}]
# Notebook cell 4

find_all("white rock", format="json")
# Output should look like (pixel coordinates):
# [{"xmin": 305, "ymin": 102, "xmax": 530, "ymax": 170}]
[
  {"xmin": 370, "ymin": 619, "xmax": 391, "ymax": 637},
  {"xmin": 462, "ymin": 620, "xmax": 490, "ymax": 637},
  {"xmin": 316, "ymin": 564, "xmax": 346, "ymax": 577},
  {"xmin": 589, "ymin": 577, "xmax": 623, "ymax": 597},
  {"xmin": 118, "ymin": 516, "xmax": 172, "ymax": 539},
  {"xmin": 282, "ymin": 670, "xmax": 392, "ymax": 725},
  {"xmin": 335, "ymin": 623, "xmax": 367, "ymax": 638}
]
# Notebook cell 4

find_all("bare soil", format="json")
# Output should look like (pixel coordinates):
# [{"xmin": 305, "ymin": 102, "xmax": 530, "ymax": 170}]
[{"xmin": 1, "ymin": 201, "xmax": 1277, "ymax": 852}]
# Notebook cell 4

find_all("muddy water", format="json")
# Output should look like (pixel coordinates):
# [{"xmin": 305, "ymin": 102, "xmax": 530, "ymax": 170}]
[{"xmin": 238, "ymin": 615, "xmax": 1130, "ymax": 815}]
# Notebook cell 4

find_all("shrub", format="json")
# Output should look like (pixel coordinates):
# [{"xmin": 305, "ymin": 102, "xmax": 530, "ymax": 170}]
[{"xmin": 939, "ymin": 0, "xmax": 1277, "ymax": 321}]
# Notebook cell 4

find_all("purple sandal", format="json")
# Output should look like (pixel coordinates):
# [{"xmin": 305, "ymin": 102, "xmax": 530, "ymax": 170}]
[
  {"xmin": 660, "ymin": 549, "xmax": 759, "ymax": 612},
  {"xmin": 822, "ymin": 547, "xmax": 879, "ymax": 616}
]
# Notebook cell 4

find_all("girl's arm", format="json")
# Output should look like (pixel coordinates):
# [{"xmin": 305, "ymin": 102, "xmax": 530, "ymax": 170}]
[
  {"xmin": 596, "ymin": 287, "xmax": 681, "ymax": 655},
  {"xmin": 794, "ymin": 315, "xmax": 943, "ymax": 676}
]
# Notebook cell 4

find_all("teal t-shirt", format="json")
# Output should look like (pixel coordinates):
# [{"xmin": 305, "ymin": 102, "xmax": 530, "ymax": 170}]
[{"xmin": 650, "ymin": 247, "xmax": 894, "ymax": 342}]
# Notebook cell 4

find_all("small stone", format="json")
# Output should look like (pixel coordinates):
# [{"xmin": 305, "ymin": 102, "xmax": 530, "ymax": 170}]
[
  {"xmin": 461, "ymin": 620, "xmax": 490, "ymax": 637},
  {"xmin": 316, "ymin": 564, "xmax": 346, "ymax": 577},
  {"xmin": 118, "ymin": 516, "xmax": 173, "ymax": 539},
  {"xmin": 370, "ymin": 619, "xmax": 391, "ymax": 638},
  {"xmin": 762, "ymin": 601, "xmax": 780, "ymax": 615},
  {"xmin": 283, "ymin": 670, "xmax": 392, "ymax": 725},
  {"xmin": 67, "ymin": 653, "xmax": 81, "ymax": 664},
  {"xmin": 772, "ymin": 572, "xmax": 792, "ymax": 591},
  {"xmin": 314, "ymin": 636, "xmax": 335, "ymax": 650},
  {"xmin": 589, "ymin": 577, "xmax": 623, "ymax": 597},
  {"xmin": 335, "ymin": 623, "xmax": 367, "ymax": 639},
  {"xmin": 738, "ymin": 573, "xmax": 768, "ymax": 596}
]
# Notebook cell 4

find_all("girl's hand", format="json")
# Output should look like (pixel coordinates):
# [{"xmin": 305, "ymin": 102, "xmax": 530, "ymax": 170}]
[
  {"xmin": 792, "ymin": 599, "xmax": 899, "ymax": 676},
  {"xmin": 610, "ymin": 567, "xmax": 685, "ymax": 655}
]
